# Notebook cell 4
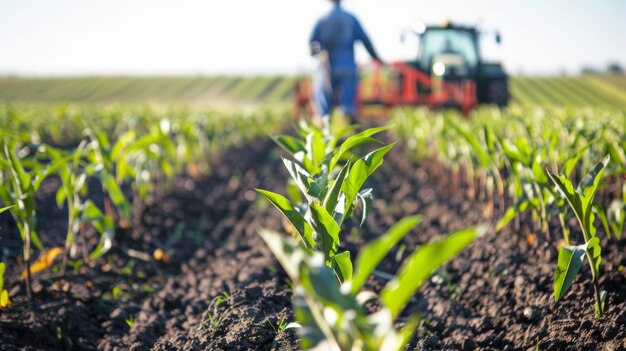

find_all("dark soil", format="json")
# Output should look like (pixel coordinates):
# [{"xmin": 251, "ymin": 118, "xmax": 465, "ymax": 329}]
[{"xmin": 0, "ymin": 137, "xmax": 625, "ymax": 351}]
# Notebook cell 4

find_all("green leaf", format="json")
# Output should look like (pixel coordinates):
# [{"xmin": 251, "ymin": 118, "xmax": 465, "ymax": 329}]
[
  {"xmin": 593, "ymin": 204, "xmax": 611, "ymax": 239},
  {"xmin": 0, "ymin": 205, "xmax": 14, "ymax": 214},
  {"xmin": 259, "ymin": 230, "xmax": 301, "ymax": 281},
  {"xmin": 548, "ymin": 171, "xmax": 583, "ymax": 225},
  {"xmin": 85, "ymin": 200, "xmax": 116, "ymax": 261},
  {"xmin": 394, "ymin": 314, "xmax": 421, "ymax": 351},
  {"xmin": 272, "ymin": 135, "xmax": 307, "ymax": 157},
  {"xmin": 352, "ymin": 216, "xmax": 422, "ymax": 293},
  {"xmin": 341, "ymin": 159, "xmax": 368, "ymax": 222},
  {"xmin": 256, "ymin": 189, "xmax": 315, "ymax": 251},
  {"xmin": 449, "ymin": 123, "xmax": 490, "ymax": 167},
  {"xmin": 98, "ymin": 169, "xmax": 131, "ymax": 221},
  {"xmin": 607, "ymin": 200, "xmax": 624, "ymax": 239},
  {"xmin": 322, "ymin": 160, "xmax": 350, "ymax": 216},
  {"xmin": 331, "ymin": 251, "xmax": 352, "ymax": 282},
  {"xmin": 563, "ymin": 143, "xmax": 591, "ymax": 178},
  {"xmin": 328, "ymin": 125, "xmax": 392, "ymax": 171},
  {"xmin": 553, "ymin": 243, "xmax": 587, "ymax": 302},
  {"xmin": 381, "ymin": 226, "xmax": 479, "ymax": 318},
  {"xmin": 283, "ymin": 158, "xmax": 322, "ymax": 201},
  {"xmin": 305, "ymin": 130, "xmax": 325, "ymax": 174},
  {"xmin": 0, "ymin": 262, "xmax": 5, "ymax": 292},
  {"xmin": 577, "ymin": 155, "xmax": 610, "ymax": 207},
  {"xmin": 341, "ymin": 144, "xmax": 394, "ymax": 223},
  {"xmin": 587, "ymin": 236, "xmax": 602, "ymax": 275},
  {"xmin": 496, "ymin": 200, "xmax": 530, "ymax": 231},
  {"xmin": 4, "ymin": 142, "xmax": 32, "ymax": 190},
  {"xmin": 357, "ymin": 188, "xmax": 373, "ymax": 226},
  {"xmin": 309, "ymin": 203, "xmax": 340, "ymax": 261},
  {"xmin": 55, "ymin": 186, "xmax": 67, "ymax": 209}
]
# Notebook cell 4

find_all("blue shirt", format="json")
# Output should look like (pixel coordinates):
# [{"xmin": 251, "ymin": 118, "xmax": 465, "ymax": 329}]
[{"xmin": 310, "ymin": 4, "xmax": 378, "ymax": 71}]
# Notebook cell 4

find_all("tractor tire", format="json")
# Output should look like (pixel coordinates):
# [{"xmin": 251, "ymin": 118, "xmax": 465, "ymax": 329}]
[{"xmin": 486, "ymin": 79, "xmax": 510, "ymax": 107}]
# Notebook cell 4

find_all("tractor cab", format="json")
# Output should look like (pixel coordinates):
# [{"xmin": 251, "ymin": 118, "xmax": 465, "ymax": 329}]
[
  {"xmin": 408, "ymin": 21, "xmax": 510, "ymax": 107},
  {"xmin": 413, "ymin": 24, "xmax": 479, "ymax": 78}
]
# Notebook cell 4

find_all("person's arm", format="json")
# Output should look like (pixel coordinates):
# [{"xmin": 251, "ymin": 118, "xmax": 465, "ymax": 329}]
[
  {"xmin": 310, "ymin": 21, "xmax": 322, "ymax": 56},
  {"xmin": 354, "ymin": 18, "xmax": 382, "ymax": 63}
]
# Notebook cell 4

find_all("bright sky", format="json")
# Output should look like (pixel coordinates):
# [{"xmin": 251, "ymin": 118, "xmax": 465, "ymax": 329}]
[{"xmin": 1, "ymin": 0, "xmax": 625, "ymax": 76}]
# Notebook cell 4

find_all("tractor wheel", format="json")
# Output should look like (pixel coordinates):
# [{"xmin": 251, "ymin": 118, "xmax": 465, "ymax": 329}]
[{"xmin": 486, "ymin": 79, "xmax": 510, "ymax": 107}]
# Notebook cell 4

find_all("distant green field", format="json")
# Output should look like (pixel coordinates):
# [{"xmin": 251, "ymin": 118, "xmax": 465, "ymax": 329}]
[
  {"xmin": 0, "ymin": 74, "xmax": 625, "ymax": 109},
  {"xmin": 509, "ymin": 75, "xmax": 626, "ymax": 108},
  {"xmin": 0, "ymin": 76, "xmax": 300, "ymax": 108}
]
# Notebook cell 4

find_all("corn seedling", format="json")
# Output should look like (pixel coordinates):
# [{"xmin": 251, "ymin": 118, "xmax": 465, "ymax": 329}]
[
  {"xmin": 260, "ymin": 217, "xmax": 480, "ymax": 351},
  {"xmin": 259, "ymin": 123, "xmax": 393, "ymax": 281},
  {"xmin": 0, "ymin": 139, "xmax": 62, "ymax": 298},
  {"xmin": 260, "ymin": 121, "xmax": 481, "ymax": 349},
  {"xmin": 547, "ymin": 155, "xmax": 610, "ymax": 318}
]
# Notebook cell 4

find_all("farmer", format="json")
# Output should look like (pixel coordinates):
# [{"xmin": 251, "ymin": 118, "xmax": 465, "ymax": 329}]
[{"xmin": 310, "ymin": 0, "xmax": 382, "ymax": 125}]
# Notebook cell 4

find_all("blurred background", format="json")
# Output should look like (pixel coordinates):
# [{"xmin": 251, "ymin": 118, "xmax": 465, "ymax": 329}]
[{"xmin": 0, "ymin": 0, "xmax": 624, "ymax": 108}]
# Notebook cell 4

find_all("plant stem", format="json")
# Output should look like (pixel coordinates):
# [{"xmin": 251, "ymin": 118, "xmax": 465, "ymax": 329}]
[{"xmin": 24, "ymin": 221, "xmax": 33, "ymax": 300}]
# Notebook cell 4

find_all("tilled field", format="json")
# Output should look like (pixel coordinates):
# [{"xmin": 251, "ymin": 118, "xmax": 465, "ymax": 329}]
[{"xmin": 0, "ymin": 138, "xmax": 625, "ymax": 351}]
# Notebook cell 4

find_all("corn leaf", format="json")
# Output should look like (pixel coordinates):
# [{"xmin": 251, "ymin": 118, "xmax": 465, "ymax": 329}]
[
  {"xmin": 331, "ymin": 251, "xmax": 352, "ymax": 282},
  {"xmin": 98, "ymin": 170, "xmax": 131, "ymax": 221},
  {"xmin": 283, "ymin": 158, "xmax": 322, "ymax": 201},
  {"xmin": 322, "ymin": 161, "xmax": 350, "ymax": 216},
  {"xmin": 381, "ymin": 226, "xmax": 479, "ymax": 318},
  {"xmin": 563, "ymin": 143, "xmax": 591, "ymax": 178},
  {"xmin": 357, "ymin": 188, "xmax": 373, "ymax": 226},
  {"xmin": 273, "ymin": 135, "xmax": 307, "ymax": 155},
  {"xmin": 554, "ymin": 242, "xmax": 587, "ymax": 302},
  {"xmin": 0, "ymin": 262, "xmax": 5, "ymax": 292},
  {"xmin": 328, "ymin": 125, "xmax": 392, "ymax": 171},
  {"xmin": 256, "ymin": 189, "xmax": 315, "ymax": 251},
  {"xmin": 310, "ymin": 203, "xmax": 340, "ymax": 260},
  {"xmin": 259, "ymin": 230, "xmax": 301, "ymax": 281},
  {"xmin": 352, "ymin": 216, "xmax": 422, "ymax": 293}
]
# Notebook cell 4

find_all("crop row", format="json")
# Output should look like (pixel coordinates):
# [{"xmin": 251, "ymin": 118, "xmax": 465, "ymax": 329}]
[
  {"xmin": 392, "ymin": 106, "xmax": 625, "ymax": 317},
  {"xmin": 0, "ymin": 104, "xmax": 290, "ymax": 301},
  {"xmin": 1, "ymin": 75, "xmax": 625, "ymax": 109},
  {"xmin": 0, "ymin": 76, "xmax": 299, "ymax": 106},
  {"xmin": 257, "ymin": 120, "xmax": 481, "ymax": 350},
  {"xmin": 510, "ymin": 76, "xmax": 626, "ymax": 108}
]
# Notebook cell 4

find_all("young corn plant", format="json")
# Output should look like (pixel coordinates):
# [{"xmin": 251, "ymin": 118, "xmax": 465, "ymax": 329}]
[
  {"xmin": 83, "ymin": 127, "xmax": 132, "ymax": 228},
  {"xmin": 47, "ymin": 142, "xmax": 117, "ymax": 273},
  {"xmin": 0, "ymin": 139, "xmax": 60, "ymax": 299},
  {"xmin": 260, "ymin": 217, "xmax": 481, "ymax": 351},
  {"xmin": 258, "ymin": 123, "xmax": 394, "ymax": 281},
  {"xmin": 547, "ymin": 155, "xmax": 610, "ymax": 318}
]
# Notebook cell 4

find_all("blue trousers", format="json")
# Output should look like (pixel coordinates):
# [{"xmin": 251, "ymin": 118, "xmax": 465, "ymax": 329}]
[{"xmin": 313, "ymin": 68, "xmax": 358, "ymax": 117}]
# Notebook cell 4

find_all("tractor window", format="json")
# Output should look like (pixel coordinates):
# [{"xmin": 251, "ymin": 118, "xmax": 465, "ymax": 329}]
[{"xmin": 419, "ymin": 29, "xmax": 478, "ymax": 70}]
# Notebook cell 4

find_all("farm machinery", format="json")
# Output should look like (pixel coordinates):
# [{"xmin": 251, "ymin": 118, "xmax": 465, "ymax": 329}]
[{"xmin": 295, "ymin": 21, "xmax": 510, "ymax": 118}]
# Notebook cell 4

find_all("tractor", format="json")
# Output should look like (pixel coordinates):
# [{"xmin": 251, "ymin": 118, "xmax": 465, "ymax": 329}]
[{"xmin": 294, "ymin": 20, "xmax": 510, "ymax": 118}]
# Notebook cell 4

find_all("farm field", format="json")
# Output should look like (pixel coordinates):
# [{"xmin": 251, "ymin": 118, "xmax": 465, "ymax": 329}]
[
  {"xmin": 0, "ymin": 76, "xmax": 625, "ymax": 351},
  {"xmin": 1, "ymin": 74, "xmax": 626, "ymax": 109}
]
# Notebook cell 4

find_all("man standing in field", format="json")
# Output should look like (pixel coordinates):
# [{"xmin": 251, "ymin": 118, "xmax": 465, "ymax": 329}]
[{"xmin": 310, "ymin": 0, "xmax": 382, "ymax": 125}]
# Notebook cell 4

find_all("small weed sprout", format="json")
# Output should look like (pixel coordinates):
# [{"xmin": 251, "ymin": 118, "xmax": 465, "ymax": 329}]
[{"xmin": 125, "ymin": 315, "xmax": 135, "ymax": 328}]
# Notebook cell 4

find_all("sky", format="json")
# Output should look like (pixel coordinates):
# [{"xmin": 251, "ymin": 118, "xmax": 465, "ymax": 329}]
[{"xmin": 0, "ymin": 0, "xmax": 625, "ymax": 76}]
